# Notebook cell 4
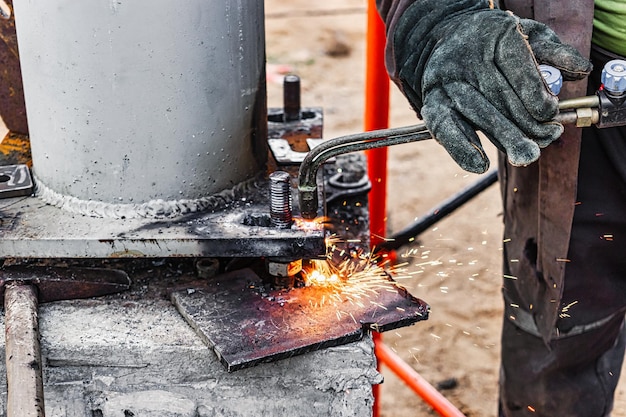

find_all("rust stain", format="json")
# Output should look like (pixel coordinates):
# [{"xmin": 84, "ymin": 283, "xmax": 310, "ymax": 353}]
[{"xmin": 0, "ymin": 132, "xmax": 31, "ymax": 166}]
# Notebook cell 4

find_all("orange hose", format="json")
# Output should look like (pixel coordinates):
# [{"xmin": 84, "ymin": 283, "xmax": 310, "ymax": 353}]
[{"xmin": 375, "ymin": 342, "xmax": 466, "ymax": 417}]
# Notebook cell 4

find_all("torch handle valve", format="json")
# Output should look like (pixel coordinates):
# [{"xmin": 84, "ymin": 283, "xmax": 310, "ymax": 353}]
[{"xmin": 554, "ymin": 59, "xmax": 626, "ymax": 128}]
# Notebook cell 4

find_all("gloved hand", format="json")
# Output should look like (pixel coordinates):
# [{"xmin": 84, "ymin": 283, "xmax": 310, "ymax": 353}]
[{"xmin": 391, "ymin": 0, "xmax": 592, "ymax": 173}]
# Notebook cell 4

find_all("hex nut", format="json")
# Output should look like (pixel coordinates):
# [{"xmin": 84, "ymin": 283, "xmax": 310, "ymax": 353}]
[{"xmin": 267, "ymin": 259, "xmax": 302, "ymax": 277}]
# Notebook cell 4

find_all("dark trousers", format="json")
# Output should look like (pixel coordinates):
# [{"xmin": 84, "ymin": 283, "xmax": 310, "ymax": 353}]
[
  {"xmin": 499, "ymin": 45, "xmax": 626, "ymax": 417},
  {"xmin": 499, "ymin": 314, "xmax": 625, "ymax": 417},
  {"xmin": 498, "ymin": 125, "xmax": 626, "ymax": 416}
]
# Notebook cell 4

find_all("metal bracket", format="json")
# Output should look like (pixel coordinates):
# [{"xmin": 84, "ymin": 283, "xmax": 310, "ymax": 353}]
[
  {"xmin": 268, "ymin": 138, "xmax": 329, "ymax": 165},
  {"xmin": 0, "ymin": 164, "xmax": 33, "ymax": 198}
]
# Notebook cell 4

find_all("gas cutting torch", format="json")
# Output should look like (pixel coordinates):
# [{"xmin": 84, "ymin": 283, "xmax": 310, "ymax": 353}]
[{"xmin": 298, "ymin": 59, "xmax": 626, "ymax": 223}]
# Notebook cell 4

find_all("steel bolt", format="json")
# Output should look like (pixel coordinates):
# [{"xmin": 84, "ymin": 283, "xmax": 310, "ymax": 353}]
[
  {"xmin": 269, "ymin": 171, "xmax": 293, "ymax": 229},
  {"xmin": 283, "ymin": 74, "xmax": 301, "ymax": 122}
]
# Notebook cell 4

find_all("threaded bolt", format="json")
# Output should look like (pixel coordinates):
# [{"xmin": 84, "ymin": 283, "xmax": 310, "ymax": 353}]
[{"xmin": 269, "ymin": 171, "xmax": 293, "ymax": 228}]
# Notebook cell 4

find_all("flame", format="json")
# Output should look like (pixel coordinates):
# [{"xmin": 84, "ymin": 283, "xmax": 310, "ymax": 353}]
[
  {"xmin": 293, "ymin": 216, "xmax": 328, "ymax": 232},
  {"xmin": 304, "ymin": 262, "xmax": 340, "ymax": 287}
]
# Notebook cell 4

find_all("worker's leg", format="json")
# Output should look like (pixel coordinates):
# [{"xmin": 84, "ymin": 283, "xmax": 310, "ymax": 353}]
[
  {"xmin": 498, "ymin": 120, "xmax": 626, "ymax": 417},
  {"xmin": 498, "ymin": 314, "xmax": 625, "ymax": 417},
  {"xmin": 498, "ymin": 53, "xmax": 626, "ymax": 416}
]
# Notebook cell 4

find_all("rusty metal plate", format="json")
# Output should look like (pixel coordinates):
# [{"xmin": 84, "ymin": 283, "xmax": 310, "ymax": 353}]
[
  {"xmin": 0, "ymin": 265, "xmax": 130, "ymax": 303},
  {"xmin": 171, "ymin": 268, "xmax": 429, "ymax": 372},
  {"xmin": 0, "ymin": 132, "xmax": 32, "ymax": 166}
]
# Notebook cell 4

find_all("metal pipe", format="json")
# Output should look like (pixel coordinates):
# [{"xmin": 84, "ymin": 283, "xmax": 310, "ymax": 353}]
[
  {"xmin": 375, "ymin": 341, "xmax": 466, "ymax": 417},
  {"xmin": 13, "ymin": 1, "xmax": 267, "ymax": 213},
  {"xmin": 298, "ymin": 124, "xmax": 432, "ymax": 219},
  {"xmin": 364, "ymin": 0, "xmax": 391, "ymax": 249},
  {"xmin": 557, "ymin": 95, "xmax": 599, "ymax": 110},
  {"xmin": 364, "ymin": 2, "xmax": 391, "ymax": 414}
]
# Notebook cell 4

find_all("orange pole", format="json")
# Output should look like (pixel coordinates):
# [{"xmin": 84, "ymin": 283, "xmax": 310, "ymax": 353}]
[
  {"xmin": 364, "ymin": 0, "xmax": 390, "ymax": 248},
  {"xmin": 363, "ymin": 5, "xmax": 465, "ymax": 417},
  {"xmin": 364, "ymin": 2, "xmax": 389, "ymax": 417},
  {"xmin": 375, "ymin": 342, "xmax": 466, "ymax": 417}
]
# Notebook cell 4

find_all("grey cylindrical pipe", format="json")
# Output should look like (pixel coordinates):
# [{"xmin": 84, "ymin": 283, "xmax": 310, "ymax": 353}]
[{"xmin": 13, "ymin": 0, "xmax": 267, "ymax": 216}]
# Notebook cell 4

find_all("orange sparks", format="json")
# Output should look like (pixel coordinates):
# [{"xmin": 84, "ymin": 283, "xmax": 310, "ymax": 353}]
[
  {"xmin": 300, "ymin": 237, "xmax": 408, "ymax": 313},
  {"xmin": 293, "ymin": 216, "xmax": 328, "ymax": 232}
]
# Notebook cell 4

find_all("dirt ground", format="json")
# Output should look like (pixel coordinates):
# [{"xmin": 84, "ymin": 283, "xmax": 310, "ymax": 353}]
[
  {"xmin": 263, "ymin": 1, "xmax": 626, "ymax": 416},
  {"xmin": 2, "ymin": 2, "xmax": 625, "ymax": 416}
]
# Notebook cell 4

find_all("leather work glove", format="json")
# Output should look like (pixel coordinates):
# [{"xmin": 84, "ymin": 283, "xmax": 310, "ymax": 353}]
[{"xmin": 391, "ymin": 0, "xmax": 592, "ymax": 173}]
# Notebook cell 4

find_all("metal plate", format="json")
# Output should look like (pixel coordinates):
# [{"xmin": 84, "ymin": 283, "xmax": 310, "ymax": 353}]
[
  {"xmin": 0, "ymin": 265, "xmax": 130, "ymax": 303},
  {"xmin": 0, "ymin": 164, "xmax": 33, "ymax": 198},
  {"xmin": 171, "ymin": 268, "xmax": 429, "ymax": 372},
  {"xmin": 268, "ymin": 138, "xmax": 331, "ymax": 165},
  {"xmin": 0, "ymin": 178, "xmax": 325, "ymax": 259}
]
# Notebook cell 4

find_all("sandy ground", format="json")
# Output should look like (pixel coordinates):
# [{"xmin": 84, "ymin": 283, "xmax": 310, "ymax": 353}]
[
  {"xmin": 2, "ymin": 2, "xmax": 624, "ymax": 416},
  {"xmin": 263, "ymin": 1, "xmax": 626, "ymax": 416}
]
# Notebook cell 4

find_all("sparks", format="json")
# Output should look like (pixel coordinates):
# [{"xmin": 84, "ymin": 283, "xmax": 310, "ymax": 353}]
[
  {"xmin": 560, "ymin": 300, "xmax": 579, "ymax": 318},
  {"xmin": 300, "ymin": 237, "xmax": 409, "ymax": 315},
  {"xmin": 293, "ymin": 216, "xmax": 328, "ymax": 232}
]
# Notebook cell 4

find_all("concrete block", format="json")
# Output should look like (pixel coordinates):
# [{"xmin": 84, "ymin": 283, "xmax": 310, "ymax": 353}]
[{"xmin": 0, "ymin": 297, "xmax": 382, "ymax": 416}]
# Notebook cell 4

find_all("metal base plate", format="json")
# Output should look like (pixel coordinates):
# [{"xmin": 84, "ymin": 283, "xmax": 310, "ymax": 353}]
[
  {"xmin": 171, "ymin": 268, "xmax": 429, "ymax": 372},
  {"xmin": 0, "ymin": 181, "xmax": 325, "ymax": 259}
]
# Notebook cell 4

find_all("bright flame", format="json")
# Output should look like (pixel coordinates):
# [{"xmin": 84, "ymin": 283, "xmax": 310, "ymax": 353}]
[
  {"xmin": 293, "ymin": 216, "xmax": 328, "ymax": 232},
  {"xmin": 304, "ymin": 263, "xmax": 340, "ymax": 287}
]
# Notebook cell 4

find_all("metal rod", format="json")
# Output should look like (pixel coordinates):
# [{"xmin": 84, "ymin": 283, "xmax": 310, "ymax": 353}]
[
  {"xmin": 4, "ymin": 282, "xmax": 46, "ymax": 417},
  {"xmin": 377, "ymin": 169, "xmax": 499, "ymax": 252},
  {"xmin": 557, "ymin": 95, "xmax": 599, "ymax": 110},
  {"xmin": 375, "ymin": 341, "xmax": 466, "ymax": 417}
]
